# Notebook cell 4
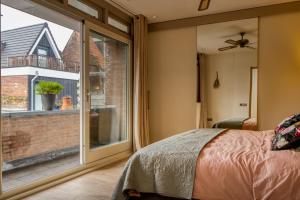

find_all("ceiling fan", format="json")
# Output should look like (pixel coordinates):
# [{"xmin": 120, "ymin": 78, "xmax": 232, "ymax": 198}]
[
  {"xmin": 218, "ymin": 32, "xmax": 256, "ymax": 51},
  {"xmin": 198, "ymin": 0, "xmax": 211, "ymax": 11}
]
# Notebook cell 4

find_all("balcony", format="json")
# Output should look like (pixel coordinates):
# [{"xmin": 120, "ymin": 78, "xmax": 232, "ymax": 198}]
[
  {"xmin": 6, "ymin": 55, "xmax": 80, "ymax": 73},
  {"xmin": 1, "ymin": 106, "xmax": 117, "ymax": 191},
  {"xmin": 2, "ymin": 110, "xmax": 80, "ymax": 191}
]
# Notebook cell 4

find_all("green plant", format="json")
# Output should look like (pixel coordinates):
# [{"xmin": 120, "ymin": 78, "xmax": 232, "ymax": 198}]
[{"xmin": 35, "ymin": 81, "xmax": 64, "ymax": 95}]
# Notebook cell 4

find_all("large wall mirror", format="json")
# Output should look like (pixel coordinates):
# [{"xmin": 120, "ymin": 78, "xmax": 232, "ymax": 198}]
[{"xmin": 197, "ymin": 18, "xmax": 258, "ymax": 130}]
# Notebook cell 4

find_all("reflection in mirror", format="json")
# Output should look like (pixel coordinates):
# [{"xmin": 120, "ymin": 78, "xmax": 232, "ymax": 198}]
[{"xmin": 197, "ymin": 18, "xmax": 258, "ymax": 130}]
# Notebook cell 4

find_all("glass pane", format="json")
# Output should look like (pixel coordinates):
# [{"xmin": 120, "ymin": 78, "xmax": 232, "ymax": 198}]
[
  {"xmin": 1, "ymin": 2, "xmax": 81, "ymax": 191},
  {"xmin": 68, "ymin": 0, "xmax": 99, "ymax": 19},
  {"xmin": 38, "ymin": 49, "xmax": 48, "ymax": 55},
  {"xmin": 108, "ymin": 17, "xmax": 129, "ymax": 33},
  {"xmin": 88, "ymin": 30, "xmax": 128, "ymax": 149}
]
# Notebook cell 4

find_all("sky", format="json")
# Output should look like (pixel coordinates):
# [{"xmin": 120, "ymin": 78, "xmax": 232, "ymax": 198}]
[{"xmin": 1, "ymin": 4, "xmax": 73, "ymax": 51}]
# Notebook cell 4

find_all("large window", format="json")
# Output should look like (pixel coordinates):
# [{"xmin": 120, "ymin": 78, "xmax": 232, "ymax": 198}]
[
  {"xmin": 0, "ymin": 0, "xmax": 132, "ymax": 196},
  {"xmin": 1, "ymin": 1, "xmax": 81, "ymax": 191},
  {"xmin": 88, "ymin": 31, "xmax": 129, "ymax": 148},
  {"xmin": 83, "ymin": 21, "xmax": 132, "ymax": 163}
]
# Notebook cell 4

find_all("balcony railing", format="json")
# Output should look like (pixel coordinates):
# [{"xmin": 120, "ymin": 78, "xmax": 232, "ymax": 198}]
[{"xmin": 6, "ymin": 55, "xmax": 80, "ymax": 73}]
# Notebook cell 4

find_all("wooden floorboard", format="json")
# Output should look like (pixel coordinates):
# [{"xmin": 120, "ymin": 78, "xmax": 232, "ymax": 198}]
[{"xmin": 24, "ymin": 160, "xmax": 126, "ymax": 200}]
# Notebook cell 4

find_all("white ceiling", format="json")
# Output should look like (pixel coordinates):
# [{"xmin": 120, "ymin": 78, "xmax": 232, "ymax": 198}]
[
  {"xmin": 107, "ymin": 0, "xmax": 297, "ymax": 23},
  {"xmin": 197, "ymin": 18, "xmax": 258, "ymax": 54}
]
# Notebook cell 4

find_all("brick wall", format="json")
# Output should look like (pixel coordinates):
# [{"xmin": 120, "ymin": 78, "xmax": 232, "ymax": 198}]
[
  {"xmin": 1, "ymin": 75, "xmax": 29, "ymax": 110},
  {"xmin": 62, "ymin": 31, "xmax": 104, "ymax": 67},
  {"xmin": 62, "ymin": 31, "xmax": 81, "ymax": 65},
  {"xmin": 2, "ymin": 111, "xmax": 80, "ymax": 161}
]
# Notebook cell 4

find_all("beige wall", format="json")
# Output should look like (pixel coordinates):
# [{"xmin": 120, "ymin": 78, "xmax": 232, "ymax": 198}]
[
  {"xmin": 148, "ymin": 27, "xmax": 197, "ymax": 143},
  {"xmin": 258, "ymin": 11, "xmax": 300, "ymax": 130},
  {"xmin": 205, "ymin": 51, "xmax": 257, "ymax": 126},
  {"xmin": 147, "ymin": 11, "xmax": 300, "ymax": 136}
]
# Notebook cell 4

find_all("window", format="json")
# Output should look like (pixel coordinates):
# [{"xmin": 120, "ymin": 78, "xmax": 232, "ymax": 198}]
[
  {"xmin": 1, "ymin": 2, "xmax": 82, "ymax": 191},
  {"xmin": 1, "ymin": 0, "xmax": 132, "ymax": 194},
  {"xmin": 38, "ymin": 48, "xmax": 48, "ymax": 56},
  {"xmin": 88, "ymin": 30, "xmax": 129, "ymax": 148},
  {"xmin": 108, "ymin": 17, "xmax": 129, "ymax": 33},
  {"xmin": 68, "ymin": 0, "xmax": 99, "ymax": 19},
  {"xmin": 37, "ymin": 47, "xmax": 48, "ymax": 67}
]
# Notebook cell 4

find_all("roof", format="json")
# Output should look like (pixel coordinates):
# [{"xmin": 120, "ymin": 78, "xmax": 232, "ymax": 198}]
[{"xmin": 0, "ymin": 23, "xmax": 60, "ymax": 67}]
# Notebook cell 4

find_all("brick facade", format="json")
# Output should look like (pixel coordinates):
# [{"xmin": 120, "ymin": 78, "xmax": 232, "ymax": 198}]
[
  {"xmin": 62, "ymin": 31, "xmax": 105, "ymax": 68},
  {"xmin": 62, "ymin": 31, "xmax": 81, "ymax": 66},
  {"xmin": 1, "ymin": 76, "xmax": 29, "ymax": 110},
  {"xmin": 2, "ymin": 111, "xmax": 80, "ymax": 161}
]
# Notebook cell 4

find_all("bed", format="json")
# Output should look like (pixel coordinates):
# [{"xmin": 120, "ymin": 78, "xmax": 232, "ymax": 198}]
[
  {"xmin": 112, "ymin": 128, "xmax": 300, "ymax": 200},
  {"xmin": 213, "ymin": 117, "xmax": 257, "ymax": 130}
]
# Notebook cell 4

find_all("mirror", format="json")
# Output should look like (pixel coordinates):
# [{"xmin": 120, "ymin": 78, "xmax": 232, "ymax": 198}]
[{"xmin": 197, "ymin": 18, "xmax": 258, "ymax": 130}]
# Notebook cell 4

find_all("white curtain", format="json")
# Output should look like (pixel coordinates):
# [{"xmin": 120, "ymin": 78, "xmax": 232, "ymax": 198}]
[{"xmin": 198, "ymin": 54, "xmax": 208, "ymax": 128}]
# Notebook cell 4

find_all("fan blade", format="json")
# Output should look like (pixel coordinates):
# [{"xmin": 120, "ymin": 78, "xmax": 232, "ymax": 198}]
[
  {"xmin": 198, "ymin": 0, "xmax": 210, "ymax": 11},
  {"xmin": 225, "ymin": 39, "xmax": 238, "ymax": 45},
  {"xmin": 245, "ymin": 30, "xmax": 258, "ymax": 37},
  {"xmin": 218, "ymin": 46, "xmax": 237, "ymax": 51},
  {"xmin": 245, "ymin": 46, "xmax": 256, "ymax": 49},
  {"xmin": 221, "ymin": 29, "xmax": 258, "ymax": 39}
]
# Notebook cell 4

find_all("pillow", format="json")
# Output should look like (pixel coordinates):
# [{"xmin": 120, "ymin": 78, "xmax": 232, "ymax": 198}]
[
  {"xmin": 275, "ymin": 114, "xmax": 300, "ymax": 134},
  {"xmin": 272, "ymin": 114, "xmax": 300, "ymax": 150}
]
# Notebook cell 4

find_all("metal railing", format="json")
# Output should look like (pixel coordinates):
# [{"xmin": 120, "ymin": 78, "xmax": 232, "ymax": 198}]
[{"xmin": 6, "ymin": 55, "xmax": 80, "ymax": 73}]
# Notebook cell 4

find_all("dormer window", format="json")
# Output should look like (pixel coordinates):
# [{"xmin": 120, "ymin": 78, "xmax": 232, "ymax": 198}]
[
  {"xmin": 38, "ymin": 48, "xmax": 48, "ymax": 56},
  {"xmin": 37, "ymin": 47, "xmax": 48, "ymax": 68}
]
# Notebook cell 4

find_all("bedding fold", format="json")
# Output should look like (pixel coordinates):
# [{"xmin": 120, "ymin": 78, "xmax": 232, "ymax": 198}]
[{"xmin": 112, "ymin": 128, "xmax": 225, "ymax": 200}]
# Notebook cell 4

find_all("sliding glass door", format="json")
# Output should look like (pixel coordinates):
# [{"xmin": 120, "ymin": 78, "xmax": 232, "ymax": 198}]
[
  {"xmin": 0, "ymin": 0, "xmax": 132, "ymax": 195},
  {"xmin": 0, "ymin": 1, "xmax": 82, "ymax": 191},
  {"xmin": 83, "ymin": 21, "xmax": 132, "ymax": 163}
]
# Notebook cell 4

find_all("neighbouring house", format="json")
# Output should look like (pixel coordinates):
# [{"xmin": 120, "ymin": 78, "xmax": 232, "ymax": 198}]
[
  {"xmin": 62, "ymin": 31, "xmax": 106, "ymax": 108},
  {"xmin": 1, "ymin": 23, "xmax": 80, "ymax": 111}
]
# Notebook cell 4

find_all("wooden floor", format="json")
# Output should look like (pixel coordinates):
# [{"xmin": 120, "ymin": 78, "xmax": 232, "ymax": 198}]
[{"xmin": 24, "ymin": 160, "xmax": 126, "ymax": 200}]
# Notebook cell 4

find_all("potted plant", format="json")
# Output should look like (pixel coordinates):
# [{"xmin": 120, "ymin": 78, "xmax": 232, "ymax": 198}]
[
  {"xmin": 35, "ymin": 81, "xmax": 64, "ymax": 111},
  {"xmin": 61, "ymin": 96, "xmax": 73, "ymax": 110}
]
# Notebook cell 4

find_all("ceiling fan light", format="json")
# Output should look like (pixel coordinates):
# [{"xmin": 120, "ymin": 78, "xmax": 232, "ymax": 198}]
[{"xmin": 198, "ymin": 0, "xmax": 210, "ymax": 11}]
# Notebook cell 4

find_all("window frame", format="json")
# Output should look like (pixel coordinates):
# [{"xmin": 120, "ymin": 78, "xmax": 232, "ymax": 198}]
[
  {"xmin": 0, "ymin": 0, "xmax": 133, "ymax": 198},
  {"xmin": 83, "ymin": 20, "xmax": 132, "ymax": 163},
  {"xmin": 31, "ymin": 0, "xmax": 134, "ymax": 37}
]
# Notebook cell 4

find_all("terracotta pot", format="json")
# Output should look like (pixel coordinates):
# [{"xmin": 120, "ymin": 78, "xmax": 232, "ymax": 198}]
[{"xmin": 61, "ymin": 96, "xmax": 73, "ymax": 110}]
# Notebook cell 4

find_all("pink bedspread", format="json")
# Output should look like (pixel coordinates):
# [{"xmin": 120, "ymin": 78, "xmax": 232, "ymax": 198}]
[{"xmin": 193, "ymin": 129, "xmax": 300, "ymax": 200}]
